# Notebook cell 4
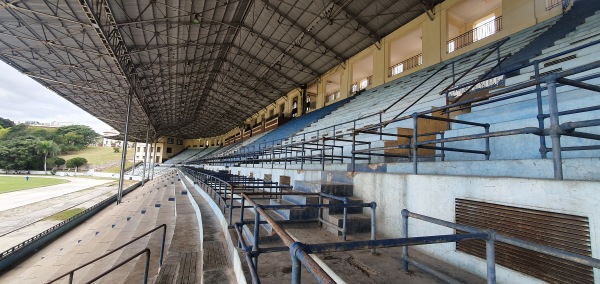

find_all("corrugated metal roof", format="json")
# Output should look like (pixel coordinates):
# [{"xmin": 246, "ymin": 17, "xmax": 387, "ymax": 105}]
[{"xmin": 0, "ymin": 0, "xmax": 442, "ymax": 139}]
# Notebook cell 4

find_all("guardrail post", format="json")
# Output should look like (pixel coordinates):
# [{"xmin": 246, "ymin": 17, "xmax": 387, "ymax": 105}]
[
  {"xmin": 342, "ymin": 198, "xmax": 348, "ymax": 241},
  {"xmin": 351, "ymin": 129, "xmax": 356, "ymax": 172},
  {"xmin": 547, "ymin": 78, "xmax": 564, "ymax": 180},
  {"xmin": 321, "ymin": 139, "xmax": 326, "ymax": 171},
  {"xmin": 412, "ymin": 113, "xmax": 419, "ymax": 174},
  {"xmin": 240, "ymin": 198, "xmax": 246, "ymax": 224},
  {"xmin": 253, "ymin": 206, "xmax": 261, "ymax": 269},
  {"xmin": 160, "ymin": 225, "xmax": 166, "ymax": 266},
  {"xmin": 371, "ymin": 202, "xmax": 377, "ymax": 255},
  {"xmin": 379, "ymin": 112, "xmax": 383, "ymax": 140},
  {"xmin": 486, "ymin": 231, "xmax": 497, "ymax": 284},
  {"xmin": 534, "ymin": 63, "xmax": 549, "ymax": 159},
  {"xmin": 301, "ymin": 138, "xmax": 305, "ymax": 170},
  {"xmin": 225, "ymin": 186, "xmax": 233, "ymax": 226},
  {"xmin": 318, "ymin": 195, "xmax": 323, "ymax": 226},
  {"xmin": 401, "ymin": 209, "xmax": 409, "ymax": 272},
  {"xmin": 484, "ymin": 124, "xmax": 491, "ymax": 160},
  {"xmin": 143, "ymin": 249, "xmax": 151, "ymax": 284},
  {"xmin": 290, "ymin": 242, "xmax": 302, "ymax": 284}
]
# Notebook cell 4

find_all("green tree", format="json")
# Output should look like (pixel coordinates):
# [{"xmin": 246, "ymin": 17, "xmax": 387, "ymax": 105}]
[
  {"xmin": 53, "ymin": 157, "xmax": 66, "ymax": 168},
  {"xmin": 0, "ymin": 127, "xmax": 9, "ymax": 139},
  {"xmin": 0, "ymin": 138, "xmax": 44, "ymax": 170},
  {"xmin": 36, "ymin": 140, "xmax": 60, "ymax": 174},
  {"xmin": 66, "ymin": 157, "xmax": 88, "ymax": 172},
  {"xmin": 0, "ymin": 117, "xmax": 15, "ymax": 128},
  {"xmin": 55, "ymin": 125, "xmax": 98, "ymax": 150},
  {"xmin": 1, "ymin": 124, "xmax": 30, "ymax": 141}
]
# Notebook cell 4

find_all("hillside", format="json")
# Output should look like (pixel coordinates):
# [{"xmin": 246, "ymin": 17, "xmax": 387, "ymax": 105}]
[{"xmin": 59, "ymin": 146, "xmax": 137, "ymax": 173}]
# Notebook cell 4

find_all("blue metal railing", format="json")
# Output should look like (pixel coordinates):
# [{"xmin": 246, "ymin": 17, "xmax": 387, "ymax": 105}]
[{"xmin": 193, "ymin": 38, "xmax": 510, "ymax": 167}]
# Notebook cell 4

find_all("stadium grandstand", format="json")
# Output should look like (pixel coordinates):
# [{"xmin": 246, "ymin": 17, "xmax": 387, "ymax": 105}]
[{"xmin": 1, "ymin": 0, "xmax": 600, "ymax": 283}]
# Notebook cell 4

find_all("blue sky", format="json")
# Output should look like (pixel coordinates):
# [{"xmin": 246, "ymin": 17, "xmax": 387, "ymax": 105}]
[{"xmin": 0, "ymin": 60, "xmax": 111, "ymax": 133}]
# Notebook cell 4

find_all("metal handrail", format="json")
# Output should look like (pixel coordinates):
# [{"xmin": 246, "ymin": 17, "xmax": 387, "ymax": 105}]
[
  {"xmin": 447, "ymin": 16, "xmax": 503, "ymax": 53},
  {"xmin": 46, "ymin": 224, "xmax": 167, "ymax": 284},
  {"xmin": 389, "ymin": 53, "xmax": 423, "ymax": 77},
  {"xmin": 241, "ymin": 192, "xmax": 336, "ymax": 284},
  {"xmin": 84, "ymin": 248, "xmax": 151, "ymax": 284}
]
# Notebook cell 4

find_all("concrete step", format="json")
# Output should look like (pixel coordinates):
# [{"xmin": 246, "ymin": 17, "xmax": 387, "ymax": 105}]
[
  {"xmin": 323, "ymin": 197, "xmax": 365, "ymax": 215},
  {"xmin": 242, "ymin": 222, "xmax": 279, "ymax": 245},
  {"xmin": 96, "ymin": 184, "xmax": 176, "ymax": 284},
  {"xmin": 294, "ymin": 180, "xmax": 353, "ymax": 197},
  {"xmin": 269, "ymin": 199, "xmax": 318, "ymax": 220},
  {"xmin": 281, "ymin": 194, "xmax": 319, "ymax": 205},
  {"xmin": 323, "ymin": 213, "xmax": 372, "ymax": 236},
  {"xmin": 77, "ymin": 185, "xmax": 169, "ymax": 283},
  {"xmin": 119, "ymin": 186, "xmax": 178, "ymax": 284}
]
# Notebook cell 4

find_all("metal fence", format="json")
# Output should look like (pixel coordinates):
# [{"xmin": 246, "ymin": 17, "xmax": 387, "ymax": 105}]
[{"xmin": 448, "ymin": 16, "xmax": 503, "ymax": 53}]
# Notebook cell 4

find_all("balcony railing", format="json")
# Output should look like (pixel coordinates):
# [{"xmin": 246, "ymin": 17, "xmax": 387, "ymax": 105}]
[
  {"xmin": 447, "ymin": 16, "xmax": 503, "ymax": 53},
  {"xmin": 389, "ymin": 53, "xmax": 423, "ymax": 77},
  {"xmin": 350, "ymin": 75, "xmax": 373, "ymax": 95},
  {"xmin": 545, "ymin": 0, "xmax": 566, "ymax": 10},
  {"xmin": 325, "ymin": 90, "xmax": 340, "ymax": 103}
]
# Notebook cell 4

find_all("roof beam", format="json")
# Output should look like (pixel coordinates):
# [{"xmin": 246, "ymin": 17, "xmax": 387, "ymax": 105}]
[
  {"xmin": 260, "ymin": 0, "xmax": 345, "ymax": 62},
  {"xmin": 78, "ymin": 0, "xmax": 152, "ymax": 126},
  {"xmin": 230, "ymin": 45, "xmax": 300, "ymax": 85},
  {"xmin": 217, "ymin": 72, "xmax": 272, "ymax": 105},
  {"xmin": 224, "ymin": 59, "xmax": 286, "ymax": 96},
  {"xmin": 331, "ymin": 0, "xmax": 380, "ymax": 42},
  {"xmin": 240, "ymin": 23, "xmax": 319, "ymax": 75}
]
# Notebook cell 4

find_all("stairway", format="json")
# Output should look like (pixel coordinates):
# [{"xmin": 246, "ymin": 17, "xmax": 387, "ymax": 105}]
[{"xmin": 240, "ymin": 172, "xmax": 372, "ymax": 243}]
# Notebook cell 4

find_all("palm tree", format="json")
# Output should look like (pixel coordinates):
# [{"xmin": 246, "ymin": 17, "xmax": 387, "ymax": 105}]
[{"xmin": 36, "ymin": 140, "xmax": 60, "ymax": 175}]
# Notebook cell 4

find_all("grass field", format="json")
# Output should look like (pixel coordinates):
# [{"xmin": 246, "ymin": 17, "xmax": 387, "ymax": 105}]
[
  {"xmin": 60, "ymin": 146, "xmax": 129, "ymax": 165},
  {"xmin": 0, "ymin": 176, "xmax": 70, "ymax": 194},
  {"xmin": 46, "ymin": 208, "xmax": 85, "ymax": 221},
  {"xmin": 103, "ymin": 161, "xmax": 138, "ymax": 173}
]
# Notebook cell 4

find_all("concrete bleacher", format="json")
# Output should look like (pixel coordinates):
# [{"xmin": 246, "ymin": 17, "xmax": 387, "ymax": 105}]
[
  {"xmin": 238, "ymin": 97, "xmax": 354, "ymax": 151},
  {"xmin": 219, "ymin": 0, "xmax": 600, "ymax": 182},
  {"xmin": 0, "ymin": 173, "xmax": 180, "ymax": 283},
  {"xmin": 163, "ymin": 148, "xmax": 206, "ymax": 165},
  {"xmin": 233, "ymin": 14, "xmax": 562, "ymax": 167},
  {"xmin": 296, "ymin": 16, "xmax": 560, "ymax": 142}
]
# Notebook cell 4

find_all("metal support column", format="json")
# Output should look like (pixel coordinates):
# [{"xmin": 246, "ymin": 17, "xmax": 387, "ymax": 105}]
[
  {"xmin": 141, "ymin": 125, "xmax": 150, "ymax": 185},
  {"xmin": 132, "ymin": 142, "xmax": 137, "ymax": 176},
  {"xmin": 117, "ymin": 91, "xmax": 133, "ymax": 205},
  {"xmin": 151, "ymin": 142, "xmax": 156, "ymax": 180}
]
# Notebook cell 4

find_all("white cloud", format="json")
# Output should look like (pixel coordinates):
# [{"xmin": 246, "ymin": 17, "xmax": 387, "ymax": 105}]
[{"xmin": 0, "ymin": 61, "xmax": 112, "ymax": 133}]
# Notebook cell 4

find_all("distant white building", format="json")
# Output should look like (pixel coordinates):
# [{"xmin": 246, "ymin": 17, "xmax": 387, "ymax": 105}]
[
  {"xmin": 102, "ymin": 129, "xmax": 134, "ymax": 148},
  {"xmin": 17, "ymin": 120, "xmax": 76, "ymax": 128}
]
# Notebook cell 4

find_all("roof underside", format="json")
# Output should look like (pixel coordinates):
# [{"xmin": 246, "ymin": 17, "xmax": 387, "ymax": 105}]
[{"xmin": 0, "ymin": 0, "xmax": 442, "ymax": 140}]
